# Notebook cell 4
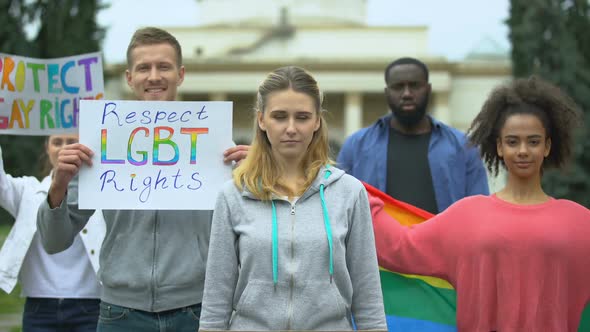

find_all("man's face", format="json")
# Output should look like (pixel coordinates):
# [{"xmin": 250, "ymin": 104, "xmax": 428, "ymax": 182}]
[
  {"xmin": 126, "ymin": 43, "xmax": 185, "ymax": 101},
  {"xmin": 384, "ymin": 64, "xmax": 431, "ymax": 128}
]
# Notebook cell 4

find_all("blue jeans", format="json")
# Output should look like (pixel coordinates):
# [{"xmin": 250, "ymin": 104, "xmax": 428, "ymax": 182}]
[
  {"xmin": 97, "ymin": 301, "xmax": 201, "ymax": 332},
  {"xmin": 22, "ymin": 297, "xmax": 100, "ymax": 332}
]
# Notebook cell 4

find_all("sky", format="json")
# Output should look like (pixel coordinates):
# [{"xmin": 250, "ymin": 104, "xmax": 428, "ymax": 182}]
[{"xmin": 97, "ymin": 0, "xmax": 510, "ymax": 64}]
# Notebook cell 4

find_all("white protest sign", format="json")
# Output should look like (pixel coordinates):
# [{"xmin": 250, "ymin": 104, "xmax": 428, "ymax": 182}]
[
  {"xmin": 78, "ymin": 100, "xmax": 233, "ymax": 210},
  {"xmin": 0, "ymin": 52, "xmax": 104, "ymax": 135}
]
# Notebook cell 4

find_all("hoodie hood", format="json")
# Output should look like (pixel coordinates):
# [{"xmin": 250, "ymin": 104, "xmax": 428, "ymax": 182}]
[{"xmin": 240, "ymin": 165, "xmax": 345, "ymax": 201}]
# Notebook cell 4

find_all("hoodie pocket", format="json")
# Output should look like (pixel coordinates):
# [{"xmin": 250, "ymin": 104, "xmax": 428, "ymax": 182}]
[
  {"xmin": 230, "ymin": 280, "xmax": 289, "ymax": 330},
  {"xmin": 99, "ymin": 233, "xmax": 152, "ymax": 290},
  {"xmin": 155, "ymin": 211, "xmax": 211, "ymax": 288},
  {"xmin": 291, "ymin": 280, "xmax": 351, "ymax": 330},
  {"xmin": 156, "ymin": 225, "xmax": 208, "ymax": 288}
]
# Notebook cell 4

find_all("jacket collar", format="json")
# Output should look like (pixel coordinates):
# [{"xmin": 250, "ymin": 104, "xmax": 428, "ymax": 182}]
[
  {"xmin": 240, "ymin": 165, "xmax": 344, "ymax": 201},
  {"xmin": 36, "ymin": 173, "xmax": 53, "ymax": 195}
]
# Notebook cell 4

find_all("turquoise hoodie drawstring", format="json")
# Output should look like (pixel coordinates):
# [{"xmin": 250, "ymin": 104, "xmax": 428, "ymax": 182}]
[
  {"xmin": 271, "ymin": 200, "xmax": 279, "ymax": 285},
  {"xmin": 270, "ymin": 167, "xmax": 334, "ymax": 286},
  {"xmin": 319, "ymin": 168, "xmax": 334, "ymax": 283}
]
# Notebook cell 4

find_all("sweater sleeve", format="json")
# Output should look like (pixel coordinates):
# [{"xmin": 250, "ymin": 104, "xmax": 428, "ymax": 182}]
[
  {"xmin": 369, "ymin": 192, "xmax": 456, "ymax": 281},
  {"xmin": 36, "ymin": 175, "xmax": 94, "ymax": 254},
  {"xmin": 347, "ymin": 187, "xmax": 387, "ymax": 330},
  {"xmin": 199, "ymin": 188, "xmax": 239, "ymax": 330}
]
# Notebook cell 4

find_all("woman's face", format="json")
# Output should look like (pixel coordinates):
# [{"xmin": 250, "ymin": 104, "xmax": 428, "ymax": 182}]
[
  {"xmin": 257, "ymin": 88, "xmax": 320, "ymax": 166},
  {"xmin": 46, "ymin": 134, "xmax": 79, "ymax": 168},
  {"xmin": 497, "ymin": 113, "xmax": 551, "ymax": 181}
]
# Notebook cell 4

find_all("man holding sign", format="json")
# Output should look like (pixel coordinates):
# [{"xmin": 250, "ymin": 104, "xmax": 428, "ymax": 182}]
[{"xmin": 37, "ymin": 27, "xmax": 248, "ymax": 332}]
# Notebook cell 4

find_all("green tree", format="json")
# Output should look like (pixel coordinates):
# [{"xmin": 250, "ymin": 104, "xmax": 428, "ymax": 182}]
[
  {"xmin": 0, "ymin": 0, "xmax": 44, "ymax": 177},
  {"xmin": 33, "ymin": 0, "xmax": 107, "ymax": 58},
  {"xmin": 508, "ymin": 0, "xmax": 590, "ymax": 207},
  {"xmin": 0, "ymin": 0, "xmax": 35, "ymax": 56}
]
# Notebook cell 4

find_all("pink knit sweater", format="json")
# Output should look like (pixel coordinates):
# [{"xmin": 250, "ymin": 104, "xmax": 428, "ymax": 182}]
[{"xmin": 370, "ymin": 194, "xmax": 590, "ymax": 332}]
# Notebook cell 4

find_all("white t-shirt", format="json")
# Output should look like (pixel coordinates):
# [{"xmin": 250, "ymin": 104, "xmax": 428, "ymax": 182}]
[{"xmin": 19, "ymin": 233, "xmax": 101, "ymax": 298}]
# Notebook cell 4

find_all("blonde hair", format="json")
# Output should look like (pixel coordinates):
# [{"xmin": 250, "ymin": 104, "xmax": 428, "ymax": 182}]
[{"xmin": 233, "ymin": 66, "xmax": 332, "ymax": 200}]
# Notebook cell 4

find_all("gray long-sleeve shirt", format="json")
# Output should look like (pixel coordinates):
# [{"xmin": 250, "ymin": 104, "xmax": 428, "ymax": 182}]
[{"xmin": 37, "ymin": 177, "xmax": 212, "ymax": 312}]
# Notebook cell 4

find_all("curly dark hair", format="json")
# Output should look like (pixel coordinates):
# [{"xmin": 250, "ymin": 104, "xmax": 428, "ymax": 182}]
[{"xmin": 467, "ymin": 76, "xmax": 582, "ymax": 176}]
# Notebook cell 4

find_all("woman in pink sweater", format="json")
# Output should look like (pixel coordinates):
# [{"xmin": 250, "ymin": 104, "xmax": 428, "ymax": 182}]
[{"xmin": 370, "ymin": 76, "xmax": 590, "ymax": 332}]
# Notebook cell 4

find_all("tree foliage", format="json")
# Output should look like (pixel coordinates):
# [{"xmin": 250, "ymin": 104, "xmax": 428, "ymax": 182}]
[
  {"xmin": 508, "ymin": 0, "xmax": 590, "ymax": 207},
  {"xmin": 0, "ymin": 0, "xmax": 36, "ymax": 56},
  {"xmin": 33, "ymin": 0, "xmax": 107, "ymax": 58}
]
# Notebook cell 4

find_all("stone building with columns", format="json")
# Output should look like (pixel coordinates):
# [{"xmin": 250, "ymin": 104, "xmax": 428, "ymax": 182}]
[{"xmin": 104, "ymin": 0, "xmax": 510, "ymax": 168}]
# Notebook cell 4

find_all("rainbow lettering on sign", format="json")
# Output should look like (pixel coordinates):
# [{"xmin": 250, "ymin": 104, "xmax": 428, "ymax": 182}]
[
  {"xmin": 0, "ymin": 56, "xmax": 98, "ymax": 93},
  {"xmin": 0, "ymin": 53, "xmax": 103, "ymax": 134},
  {"xmin": 99, "ymin": 102, "xmax": 210, "ymax": 166},
  {"xmin": 96, "ymin": 101, "xmax": 212, "ymax": 204},
  {"xmin": 180, "ymin": 127, "xmax": 209, "ymax": 164},
  {"xmin": 100, "ymin": 126, "xmax": 209, "ymax": 166}
]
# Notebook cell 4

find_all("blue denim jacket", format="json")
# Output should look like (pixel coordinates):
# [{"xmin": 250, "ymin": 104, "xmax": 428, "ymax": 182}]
[{"xmin": 337, "ymin": 114, "xmax": 489, "ymax": 212}]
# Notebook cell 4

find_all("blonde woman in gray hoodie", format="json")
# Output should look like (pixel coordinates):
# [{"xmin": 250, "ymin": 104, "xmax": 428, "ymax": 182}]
[{"xmin": 199, "ymin": 66, "xmax": 386, "ymax": 331}]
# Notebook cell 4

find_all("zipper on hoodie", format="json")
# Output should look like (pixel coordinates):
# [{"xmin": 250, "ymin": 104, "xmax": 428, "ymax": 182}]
[
  {"xmin": 150, "ymin": 214, "xmax": 158, "ymax": 311},
  {"xmin": 286, "ymin": 203, "xmax": 295, "ymax": 330}
]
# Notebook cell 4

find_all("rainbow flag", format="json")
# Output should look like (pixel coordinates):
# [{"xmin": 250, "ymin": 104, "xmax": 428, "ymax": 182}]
[
  {"xmin": 364, "ymin": 182, "xmax": 590, "ymax": 332},
  {"xmin": 364, "ymin": 182, "xmax": 457, "ymax": 331}
]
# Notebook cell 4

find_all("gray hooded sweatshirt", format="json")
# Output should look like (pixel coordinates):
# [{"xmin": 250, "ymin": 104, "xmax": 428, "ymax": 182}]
[
  {"xmin": 36, "ymin": 176, "xmax": 212, "ymax": 312},
  {"xmin": 199, "ymin": 166, "xmax": 386, "ymax": 330}
]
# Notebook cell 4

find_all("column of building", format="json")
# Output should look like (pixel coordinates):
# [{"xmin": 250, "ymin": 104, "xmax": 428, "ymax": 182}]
[{"xmin": 344, "ymin": 92, "xmax": 362, "ymax": 137}]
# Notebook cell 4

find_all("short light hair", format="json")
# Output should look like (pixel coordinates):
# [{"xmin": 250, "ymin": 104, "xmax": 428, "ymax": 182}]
[{"xmin": 126, "ymin": 27, "xmax": 182, "ymax": 69}]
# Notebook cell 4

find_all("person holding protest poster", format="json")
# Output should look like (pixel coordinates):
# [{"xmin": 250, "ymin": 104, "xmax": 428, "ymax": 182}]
[
  {"xmin": 369, "ymin": 76, "xmax": 590, "ymax": 331},
  {"xmin": 199, "ymin": 66, "xmax": 387, "ymax": 331},
  {"xmin": 36, "ymin": 27, "xmax": 248, "ymax": 332},
  {"xmin": 0, "ymin": 135, "xmax": 105, "ymax": 332}
]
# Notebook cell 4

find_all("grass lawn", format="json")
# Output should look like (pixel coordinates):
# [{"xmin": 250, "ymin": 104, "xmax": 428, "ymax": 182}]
[{"xmin": 0, "ymin": 223, "xmax": 25, "ymax": 315}]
